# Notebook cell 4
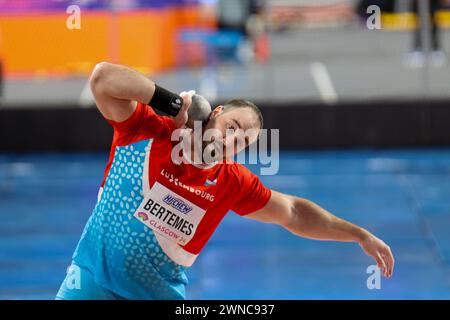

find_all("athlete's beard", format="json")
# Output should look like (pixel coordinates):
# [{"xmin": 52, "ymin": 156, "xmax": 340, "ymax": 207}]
[
  {"xmin": 199, "ymin": 119, "xmax": 226, "ymax": 163},
  {"xmin": 186, "ymin": 118, "xmax": 228, "ymax": 164},
  {"xmin": 202, "ymin": 139, "xmax": 224, "ymax": 163}
]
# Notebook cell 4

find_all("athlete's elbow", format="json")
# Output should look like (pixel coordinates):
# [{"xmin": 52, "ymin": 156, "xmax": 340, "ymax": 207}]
[
  {"xmin": 281, "ymin": 197, "xmax": 310, "ymax": 233},
  {"xmin": 90, "ymin": 61, "xmax": 113, "ymax": 94},
  {"xmin": 278, "ymin": 196, "xmax": 299, "ymax": 229}
]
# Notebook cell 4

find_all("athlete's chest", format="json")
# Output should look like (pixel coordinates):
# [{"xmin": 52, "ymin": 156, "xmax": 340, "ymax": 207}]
[
  {"xmin": 146, "ymin": 138, "xmax": 233, "ymax": 211},
  {"xmin": 132, "ymin": 139, "xmax": 235, "ymax": 246}
]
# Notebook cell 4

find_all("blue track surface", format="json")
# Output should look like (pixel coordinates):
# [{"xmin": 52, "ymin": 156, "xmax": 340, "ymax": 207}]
[{"xmin": 1, "ymin": 150, "xmax": 450, "ymax": 299}]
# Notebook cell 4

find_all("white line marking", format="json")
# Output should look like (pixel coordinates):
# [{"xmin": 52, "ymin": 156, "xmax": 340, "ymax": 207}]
[
  {"xmin": 310, "ymin": 62, "xmax": 338, "ymax": 105},
  {"xmin": 199, "ymin": 68, "xmax": 217, "ymax": 102}
]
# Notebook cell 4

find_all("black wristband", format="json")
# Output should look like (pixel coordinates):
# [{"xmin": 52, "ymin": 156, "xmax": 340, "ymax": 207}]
[{"xmin": 148, "ymin": 84, "xmax": 183, "ymax": 116}]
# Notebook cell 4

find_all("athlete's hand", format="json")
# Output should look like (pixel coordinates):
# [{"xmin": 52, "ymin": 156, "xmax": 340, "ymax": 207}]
[
  {"xmin": 173, "ymin": 90, "xmax": 195, "ymax": 128},
  {"xmin": 359, "ymin": 232, "xmax": 394, "ymax": 278}
]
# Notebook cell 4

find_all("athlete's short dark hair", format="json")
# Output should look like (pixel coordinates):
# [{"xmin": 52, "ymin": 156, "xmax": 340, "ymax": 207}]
[{"xmin": 222, "ymin": 99, "xmax": 263, "ymax": 129}]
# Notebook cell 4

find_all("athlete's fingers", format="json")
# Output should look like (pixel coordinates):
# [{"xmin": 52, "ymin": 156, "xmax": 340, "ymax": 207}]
[
  {"xmin": 179, "ymin": 90, "xmax": 195, "ymax": 99},
  {"xmin": 380, "ymin": 253, "xmax": 390, "ymax": 278},
  {"xmin": 383, "ymin": 253, "xmax": 392, "ymax": 278},
  {"xmin": 389, "ymin": 247, "xmax": 395, "ymax": 276},
  {"xmin": 173, "ymin": 91, "xmax": 194, "ymax": 128},
  {"xmin": 383, "ymin": 247, "xmax": 394, "ymax": 277},
  {"xmin": 180, "ymin": 96, "xmax": 192, "ymax": 112},
  {"xmin": 375, "ymin": 252, "xmax": 387, "ymax": 276},
  {"xmin": 179, "ymin": 90, "xmax": 195, "ymax": 112},
  {"xmin": 180, "ymin": 92, "xmax": 194, "ymax": 112}
]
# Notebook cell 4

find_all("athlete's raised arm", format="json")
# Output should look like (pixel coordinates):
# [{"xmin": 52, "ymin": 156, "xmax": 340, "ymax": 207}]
[
  {"xmin": 244, "ymin": 190, "xmax": 395, "ymax": 278},
  {"xmin": 89, "ymin": 62, "xmax": 191, "ymax": 127}
]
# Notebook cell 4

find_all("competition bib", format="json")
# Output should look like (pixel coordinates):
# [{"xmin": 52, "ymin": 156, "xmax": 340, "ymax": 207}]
[{"xmin": 133, "ymin": 181, "xmax": 207, "ymax": 245}]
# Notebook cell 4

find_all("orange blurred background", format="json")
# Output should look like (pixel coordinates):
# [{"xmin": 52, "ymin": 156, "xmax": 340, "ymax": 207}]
[{"xmin": 0, "ymin": 5, "xmax": 216, "ymax": 78}]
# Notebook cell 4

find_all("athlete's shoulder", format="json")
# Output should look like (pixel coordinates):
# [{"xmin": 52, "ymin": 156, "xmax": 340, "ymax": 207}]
[
  {"xmin": 221, "ymin": 161, "xmax": 256, "ymax": 186},
  {"xmin": 225, "ymin": 162, "xmax": 272, "ymax": 216},
  {"xmin": 109, "ymin": 102, "xmax": 177, "ymax": 147},
  {"xmin": 229, "ymin": 161, "xmax": 254, "ymax": 175}
]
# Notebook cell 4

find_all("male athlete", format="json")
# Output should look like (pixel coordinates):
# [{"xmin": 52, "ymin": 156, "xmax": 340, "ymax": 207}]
[{"xmin": 56, "ymin": 62, "xmax": 394, "ymax": 300}]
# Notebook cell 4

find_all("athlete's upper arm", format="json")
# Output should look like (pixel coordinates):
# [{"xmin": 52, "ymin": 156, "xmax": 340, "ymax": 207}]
[
  {"xmin": 243, "ymin": 190, "xmax": 295, "ymax": 227},
  {"xmin": 90, "ymin": 62, "xmax": 137, "ymax": 122}
]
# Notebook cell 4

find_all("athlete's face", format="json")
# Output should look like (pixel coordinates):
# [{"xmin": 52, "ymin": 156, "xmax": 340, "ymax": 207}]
[{"xmin": 201, "ymin": 106, "xmax": 260, "ymax": 161}]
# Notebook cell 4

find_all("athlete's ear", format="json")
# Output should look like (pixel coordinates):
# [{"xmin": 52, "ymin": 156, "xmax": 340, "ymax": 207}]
[{"xmin": 209, "ymin": 105, "xmax": 223, "ymax": 120}]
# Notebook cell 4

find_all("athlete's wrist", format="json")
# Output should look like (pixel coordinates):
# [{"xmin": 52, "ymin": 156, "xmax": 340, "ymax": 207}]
[
  {"xmin": 353, "ymin": 227, "xmax": 371, "ymax": 244},
  {"xmin": 148, "ymin": 84, "xmax": 183, "ymax": 117}
]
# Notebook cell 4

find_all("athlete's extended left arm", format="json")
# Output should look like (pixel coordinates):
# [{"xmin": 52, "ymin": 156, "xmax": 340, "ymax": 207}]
[{"xmin": 244, "ymin": 190, "xmax": 394, "ymax": 278}]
